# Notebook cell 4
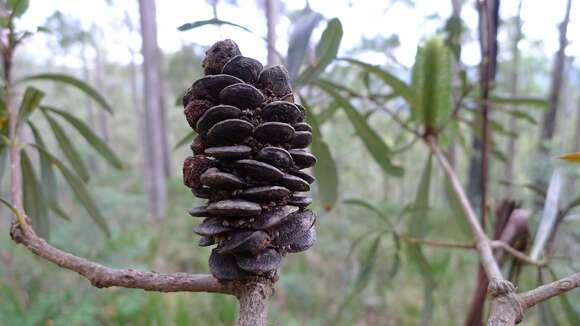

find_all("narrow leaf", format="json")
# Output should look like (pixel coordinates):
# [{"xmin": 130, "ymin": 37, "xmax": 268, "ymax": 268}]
[
  {"xmin": 0, "ymin": 196, "xmax": 19, "ymax": 216},
  {"xmin": 354, "ymin": 235, "xmax": 382, "ymax": 293},
  {"xmin": 302, "ymin": 96, "xmax": 338, "ymax": 209},
  {"xmin": 340, "ymin": 58, "xmax": 414, "ymax": 104},
  {"xmin": 29, "ymin": 143, "xmax": 110, "ymax": 236},
  {"xmin": 177, "ymin": 18, "xmax": 252, "ymax": 33},
  {"xmin": 315, "ymin": 79, "xmax": 404, "ymax": 176},
  {"xmin": 174, "ymin": 130, "xmax": 197, "ymax": 150},
  {"xmin": 560, "ymin": 152, "xmax": 580, "ymax": 163},
  {"xmin": 21, "ymin": 150, "xmax": 50, "ymax": 238},
  {"xmin": 43, "ymin": 111, "xmax": 90, "ymax": 182},
  {"xmin": 406, "ymin": 154, "xmax": 435, "ymax": 325},
  {"xmin": 19, "ymin": 74, "xmax": 113, "ymax": 113},
  {"xmin": 43, "ymin": 106, "xmax": 123, "ymax": 169},
  {"xmin": 296, "ymin": 18, "xmax": 343, "ymax": 84},
  {"xmin": 491, "ymin": 96, "xmax": 548, "ymax": 108},
  {"xmin": 28, "ymin": 121, "xmax": 71, "ymax": 221},
  {"xmin": 287, "ymin": 9, "xmax": 323, "ymax": 80},
  {"xmin": 343, "ymin": 199, "xmax": 392, "ymax": 227},
  {"xmin": 16, "ymin": 86, "xmax": 45, "ymax": 127}
]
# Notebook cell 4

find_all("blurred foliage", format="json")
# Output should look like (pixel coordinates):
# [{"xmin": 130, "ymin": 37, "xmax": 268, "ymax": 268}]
[{"xmin": 1, "ymin": 0, "xmax": 579, "ymax": 325}]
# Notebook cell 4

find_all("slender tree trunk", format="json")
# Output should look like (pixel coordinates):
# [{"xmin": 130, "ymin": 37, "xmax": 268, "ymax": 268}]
[
  {"xmin": 265, "ymin": 0, "xmax": 278, "ymax": 66},
  {"xmin": 236, "ymin": 281, "xmax": 273, "ymax": 326},
  {"xmin": 138, "ymin": 0, "xmax": 167, "ymax": 221},
  {"xmin": 125, "ymin": 11, "xmax": 146, "ymax": 176},
  {"xmin": 537, "ymin": 0, "xmax": 572, "ymax": 164},
  {"xmin": 465, "ymin": 1, "xmax": 500, "ymax": 324},
  {"xmin": 504, "ymin": 0, "xmax": 523, "ymax": 198}
]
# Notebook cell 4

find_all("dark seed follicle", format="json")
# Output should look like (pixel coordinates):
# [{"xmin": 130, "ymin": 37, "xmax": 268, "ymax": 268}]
[{"xmin": 182, "ymin": 39, "xmax": 317, "ymax": 282}]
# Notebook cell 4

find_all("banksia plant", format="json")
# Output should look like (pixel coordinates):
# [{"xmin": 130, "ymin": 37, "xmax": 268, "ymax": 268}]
[{"xmin": 182, "ymin": 40, "xmax": 317, "ymax": 281}]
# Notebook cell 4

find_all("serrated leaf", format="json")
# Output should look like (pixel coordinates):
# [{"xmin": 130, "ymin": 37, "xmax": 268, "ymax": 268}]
[
  {"xmin": 560, "ymin": 152, "xmax": 580, "ymax": 163},
  {"xmin": 315, "ymin": 79, "xmax": 404, "ymax": 176},
  {"xmin": 411, "ymin": 38, "xmax": 453, "ymax": 131},
  {"xmin": 296, "ymin": 18, "xmax": 343, "ymax": 84},
  {"xmin": 7, "ymin": 0, "xmax": 29, "ymax": 17},
  {"xmin": 174, "ymin": 130, "xmax": 196, "ymax": 150},
  {"xmin": 28, "ymin": 121, "xmax": 71, "ymax": 221},
  {"xmin": 19, "ymin": 74, "xmax": 113, "ymax": 113},
  {"xmin": 287, "ymin": 9, "xmax": 323, "ymax": 80},
  {"xmin": 177, "ymin": 18, "xmax": 252, "ymax": 33},
  {"xmin": 29, "ymin": 143, "xmax": 110, "ymax": 236},
  {"xmin": 21, "ymin": 150, "xmax": 50, "ymax": 238},
  {"xmin": 340, "ymin": 58, "xmax": 414, "ymax": 105},
  {"xmin": 16, "ymin": 86, "xmax": 45, "ymax": 127},
  {"xmin": 491, "ymin": 96, "xmax": 548, "ymax": 108},
  {"xmin": 42, "ymin": 106, "xmax": 123, "ymax": 169},
  {"xmin": 302, "ymin": 96, "xmax": 338, "ymax": 210},
  {"xmin": 43, "ymin": 111, "xmax": 90, "ymax": 182}
]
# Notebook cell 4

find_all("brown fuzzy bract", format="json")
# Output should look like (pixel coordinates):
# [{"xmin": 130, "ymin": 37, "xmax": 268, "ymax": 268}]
[
  {"xmin": 183, "ymin": 155, "xmax": 212, "ymax": 189},
  {"xmin": 184, "ymin": 99, "xmax": 213, "ymax": 130},
  {"xmin": 202, "ymin": 39, "xmax": 242, "ymax": 75}
]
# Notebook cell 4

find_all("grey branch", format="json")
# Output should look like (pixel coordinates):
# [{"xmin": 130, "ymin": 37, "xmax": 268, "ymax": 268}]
[{"xmin": 10, "ymin": 223, "xmax": 235, "ymax": 295}]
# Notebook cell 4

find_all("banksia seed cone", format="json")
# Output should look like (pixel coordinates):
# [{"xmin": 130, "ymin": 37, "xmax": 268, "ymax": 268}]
[{"xmin": 182, "ymin": 40, "xmax": 317, "ymax": 281}]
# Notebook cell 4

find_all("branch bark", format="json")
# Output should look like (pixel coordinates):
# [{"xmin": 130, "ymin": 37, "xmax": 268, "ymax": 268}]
[{"xmin": 9, "ymin": 223, "xmax": 235, "ymax": 294}]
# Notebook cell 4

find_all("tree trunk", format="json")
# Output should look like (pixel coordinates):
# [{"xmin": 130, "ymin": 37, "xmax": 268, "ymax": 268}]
[
  {"xmin": 125, "ymin": 11, "xmax": 146, "ymax": 176},
  {"xmin": 504, "ymin": 0, "xmax": 523, "ymax": 197},
  {"xmin": 537, "ymin": 0, "xmax": 572, "ymax": 159},
  {"xmin": 265, "ymin": 0, "xmax": 278, "ymax": 66},
  {"xmin": 138, "ymin": 0, "xmax": 167, "ymax": 221}
]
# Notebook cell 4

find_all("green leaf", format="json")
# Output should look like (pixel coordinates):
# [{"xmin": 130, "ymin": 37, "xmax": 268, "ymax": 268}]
[
  {"xmin": 502, "ymin": 109, "xmax": 537, "ymax": 125},
  {"xmin": 42, "ymin": 106, "xmax": 123, "ymax": 169},
  {"xmin": 43, "ymin": 111, "xmax": 90, "ymax": 182},
  {"xmin": 406, "ymin": 154, "xmax": 435, "ymax": 325},
  {"xmin": 174, "ymin": 130, "xmax": 197, "ymax": 150},
  {"xmin": 16, "ymin": 86, "xmax": 45, "ymax": 126},
  {"xmin": 340, "ymin": 58, "xmax": 414, "ymax": 105},
  {"xmin": 0, "ymin": 196, "xmax": 19, "ymax": 216},
  {"xmin": 296, "ymin": 18, "xmax": 343, "ymax": 85},
  {"xmin": 7, "ymin": 0, "xmax": 29, "ymax": 17},
  {"xmin": 29, "ymin": 143, "xmax": 110, "ymax": 236},
  {"xmin": 177, "ymin": 18, "xmax": 252, "ymax": 33},
  {"xmin": 490, "ymin": 96, "xmax": 548, "ymax": 108},
  {"xmin": 315, "ymin": 79, "xmax": 404, "ymax": 176},
  {"xmin": 343, "ymin": 198, "xmax": 392, "ymax": 227},
  {"xmin": 354, "ymin": 235, "xmax": 382, "ymax": 293},
  {"xmin": 316, "ymin": 100, "xmax": 340, "ymax": 125},
  {"xmin": 28, "ymin": 121, "xmax": 71, "ymax": 221},
  {"xmin": 411, "ymin": 38, "xmax": 453, "ymax": 131},
  {"xmin": 302, "ymin": 96, "xmax": 338, "ymax": 209},
  {"xmin": 287, "ymin": 9, "xmax": 323, "ymax": 80},
  {"xmin": 19, "ymin": 74, "xmax": 113, "ymax": 113},
  {"xmin": 21, "ymin": 150, "xmax": 50, "ymax": 238}
]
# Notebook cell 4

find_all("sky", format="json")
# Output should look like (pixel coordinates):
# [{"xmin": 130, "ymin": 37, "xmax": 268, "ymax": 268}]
[{"xmin": 16, "ymin": 0, "xmax": 580, "ymax": 70}]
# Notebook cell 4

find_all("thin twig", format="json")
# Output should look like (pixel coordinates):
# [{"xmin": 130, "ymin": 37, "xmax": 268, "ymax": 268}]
[{"xmin": 490, "ymin": 241, "xmax": 545, "ymax": 267}]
